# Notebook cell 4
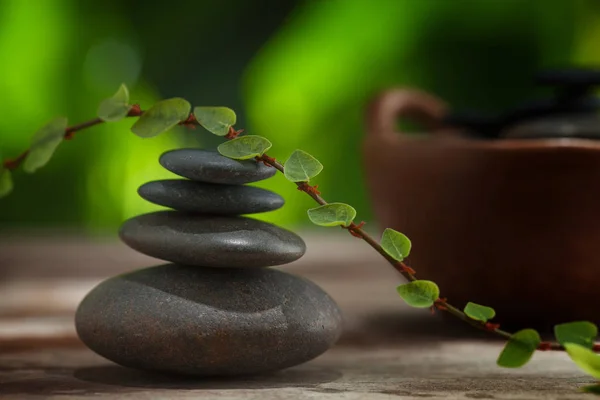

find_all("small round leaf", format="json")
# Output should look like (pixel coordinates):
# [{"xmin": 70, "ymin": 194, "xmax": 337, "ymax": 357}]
[
  {"xmin": 380, "ymin": 228, "xmax": 411, "ymax": 261},
  {"xmin": 97, "ymin": 83, "xmax": 131, "ymax": 122},
  {"xmin": 23, "ymin": 117, "xmax": 68, "ymax": 173},
  {"xmin": 565, "ymin": 343, "xmax": 600, "ymax": 379},
  {"xmin": 307, "ymin": 203, "xmax": 356, "ymax": 227},
  {"xmin": 130, "ymin": 98, "xmax": 191, "ymax": 138},
  {"xmin": 283, "ymin": 149, "xmax": 324, "ymax": 182},
  {"xmin": 581, "ymin": 384, "xmax": 600, "ymax": 394},
  {"xmin": 194, "ymin": 106, "xmax": 237, "ymax": 136},
  {"xmin": 497, "ymin": 329, "xmax": 541, "ymax": 368},
  {"xmin": 217, "ymin": 135, "xmax": 272, "ymax": 160},
  {"xmin": 396, "ymin": 280, "xmax": 439, "ymax": 308},
  {"xmin": 464, "ymin": 302, "xmax": 496, "ymax": 323},
  {"xmin": 554, "ymin": 321, "xmax": 598, "ymax": 349},
  {"xmin": 0, "ymin": 166, "xmax": 13, "ymax": 198}
]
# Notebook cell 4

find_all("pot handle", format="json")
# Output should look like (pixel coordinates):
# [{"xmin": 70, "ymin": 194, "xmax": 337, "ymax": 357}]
[{"xmin": 365, "ymin": 88, "xmax": 448, "ymax": 139}]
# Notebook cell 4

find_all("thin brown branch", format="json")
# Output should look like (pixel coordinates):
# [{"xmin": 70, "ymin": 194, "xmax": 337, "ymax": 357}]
[
  {"xmin": 3, "ymin": 151, "xmax": 30, "ymax": 170},
  {"xmin": 4, "ymin": 105, "xmax": 147, "ymax": 171},
  {"xmin": 64, "ymin": 118, "xmax": 103, "ymax": 139}
]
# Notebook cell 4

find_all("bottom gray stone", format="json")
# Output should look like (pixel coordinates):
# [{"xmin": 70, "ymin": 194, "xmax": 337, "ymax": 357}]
[{"xmin": 75, "ymin": 264, "xmax": 343, "ymax": 376}]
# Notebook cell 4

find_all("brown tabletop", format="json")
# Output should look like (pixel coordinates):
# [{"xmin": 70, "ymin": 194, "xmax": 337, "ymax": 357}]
[{"xmin": 0, "ymin": 231, "xmax": 595, "ymax": 399}]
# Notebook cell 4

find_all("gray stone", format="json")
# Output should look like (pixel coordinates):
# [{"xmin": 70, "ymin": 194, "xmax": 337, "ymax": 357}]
[
  {"xmin": 75, "ymin": 264, "xmax": 343, "ymax": 376},
  {"xmin": 138, "ymin": 180, "xmax": 284, "ymax": 215},
  {"xmin": 160, "ymin": 149, "xmax": 276, "ymax": 184},
  {"xmin": 119, "ymin": 211, "xmax": 306, "ymax": 267}
]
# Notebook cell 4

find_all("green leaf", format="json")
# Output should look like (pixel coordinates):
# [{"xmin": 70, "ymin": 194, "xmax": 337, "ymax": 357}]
[
  {"xmin": 307, "ymin": 203, "xmax": 356, "ymax": 227},
  {"xmin": 581, "ymin": 384, "xmax": 600, "ymax": 394},
  {"xmin": 565, "ymin": 343, "xmax": 600, "ymax": 379},
  {"xmin": 497, "ymin": 329, "xmax": 541, "ymax": 368},
  {"xmin": 464, "ymin": 302, "xmax": 496, "ymax": 323},
  {"xmin": 217, "ymin": 135, "xmax": 272, "ymax": 160},
  {"xmin": 283, "ymin": 149, "xmax": 324, "ymax": 182},
  {"xmin": 554, "ymin": 321, "xmax": 597, "ymax": 349},
  {"xmin": 0, "ymin": 166, "xmax": 12, "ymax": 198},
  {"xmin": 130, "ymin": 98, "xmax": 191, "ymax": 138},
  {"xmin": 23, "ymin": 117, "xmax": 68, "ymax": 173},
  {"xmin": 194, "ymin": 106, "xmax": 237, "ymax": 136},
  {"xmin": 396, "ymin": 280, "xmax": 440, "ymax": 308},
  {"xmin": 380, "ymin": 228, "xmax": 411, "ymax": 261},
  {"xmin": 97, "ymin": 83, "xmax": 131, "ymax": 122}
]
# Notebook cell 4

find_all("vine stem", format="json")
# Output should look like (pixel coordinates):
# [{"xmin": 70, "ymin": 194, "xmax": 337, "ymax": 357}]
[
  {"xmin": 256, "ymin": 156, "xmax": 518, "ymax": 339},
  {"xmin": 0, "ymin": 107, "xmax": 591, "ymax": 353},
  {"xmin": 2, "ymin": 106, "xmax": 143, "ymax": 171}
]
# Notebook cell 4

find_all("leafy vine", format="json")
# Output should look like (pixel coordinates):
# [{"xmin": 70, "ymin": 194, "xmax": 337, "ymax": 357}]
[{"xmin": 2, "ymin": 84, "xmax": 600, "ymax": 394}]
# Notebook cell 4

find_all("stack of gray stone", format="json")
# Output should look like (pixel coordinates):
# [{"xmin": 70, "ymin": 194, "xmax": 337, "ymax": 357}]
[{"xmin": 75, "ymin": 149, "xmax": 343, "ymax": 376}]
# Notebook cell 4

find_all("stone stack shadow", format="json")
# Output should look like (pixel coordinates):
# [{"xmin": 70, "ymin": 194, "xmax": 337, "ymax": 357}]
[{"xmin": 75, "ymin": 149, "xmax": 343, "ymax": 377}]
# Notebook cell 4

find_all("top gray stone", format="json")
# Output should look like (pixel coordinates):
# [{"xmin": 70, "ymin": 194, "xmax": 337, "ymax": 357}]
[{"xmin": 160, "ymin": 149, "xmax": 276, "ymax": 184}]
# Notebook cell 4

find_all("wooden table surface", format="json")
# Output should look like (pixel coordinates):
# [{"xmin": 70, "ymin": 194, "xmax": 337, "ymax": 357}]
[{"xmin": 0, "ymin": 231, "xmax": 596, "ymax": 399}]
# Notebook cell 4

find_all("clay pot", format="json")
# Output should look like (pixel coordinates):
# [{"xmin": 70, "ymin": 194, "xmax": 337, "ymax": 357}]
[{"xmin": 363, "ymin": 88, "xmax": 600, "ymax": 331}]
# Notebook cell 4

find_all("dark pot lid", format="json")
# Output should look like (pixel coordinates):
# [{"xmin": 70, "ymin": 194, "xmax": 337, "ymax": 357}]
[{"xmin": 442, "ymin": 68, "xmax": 600, "ymax": 140}]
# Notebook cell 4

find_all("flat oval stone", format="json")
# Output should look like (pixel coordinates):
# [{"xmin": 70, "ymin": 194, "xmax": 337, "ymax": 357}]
[
  {"xmin": 119, "ymin": 211, "xmax": 305, "ymax": 267},
  {"xmin": 160, "ymin": 149, "xmax": 276, "ymax": 184},
  {"xmin": 138, "ymin": 180, "xmax": 284, "ymax": 214},
  {"xmin": 75, "ymin": 264, "xmax": 343, "ymax": 376}
]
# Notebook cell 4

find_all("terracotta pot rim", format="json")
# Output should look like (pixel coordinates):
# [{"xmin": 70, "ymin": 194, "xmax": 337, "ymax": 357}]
[{"xmin": 393, "ymin": 134, "xmax": 600, "ymax": 153}]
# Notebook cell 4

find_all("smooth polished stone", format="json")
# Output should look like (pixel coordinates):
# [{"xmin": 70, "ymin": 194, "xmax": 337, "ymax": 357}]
[
  {"xmin": 75, "ymin": 264, "xmax": 343, "ymax": 376},
  {"xmin": 138, "ymin": 180, "xmax": 284, "ymax": 214},
  {"xmin": 160, "ymin": 149, "xmax": 276, "ymax": 184},
  {"xmin": 119, "ymin": 211, "xmax": 306, "ymax": 267}
]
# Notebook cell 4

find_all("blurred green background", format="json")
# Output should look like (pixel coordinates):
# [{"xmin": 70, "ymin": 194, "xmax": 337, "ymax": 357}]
[{"xmin": 1, "ymin": 0, "xmax": 599, "ymax": 233}]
